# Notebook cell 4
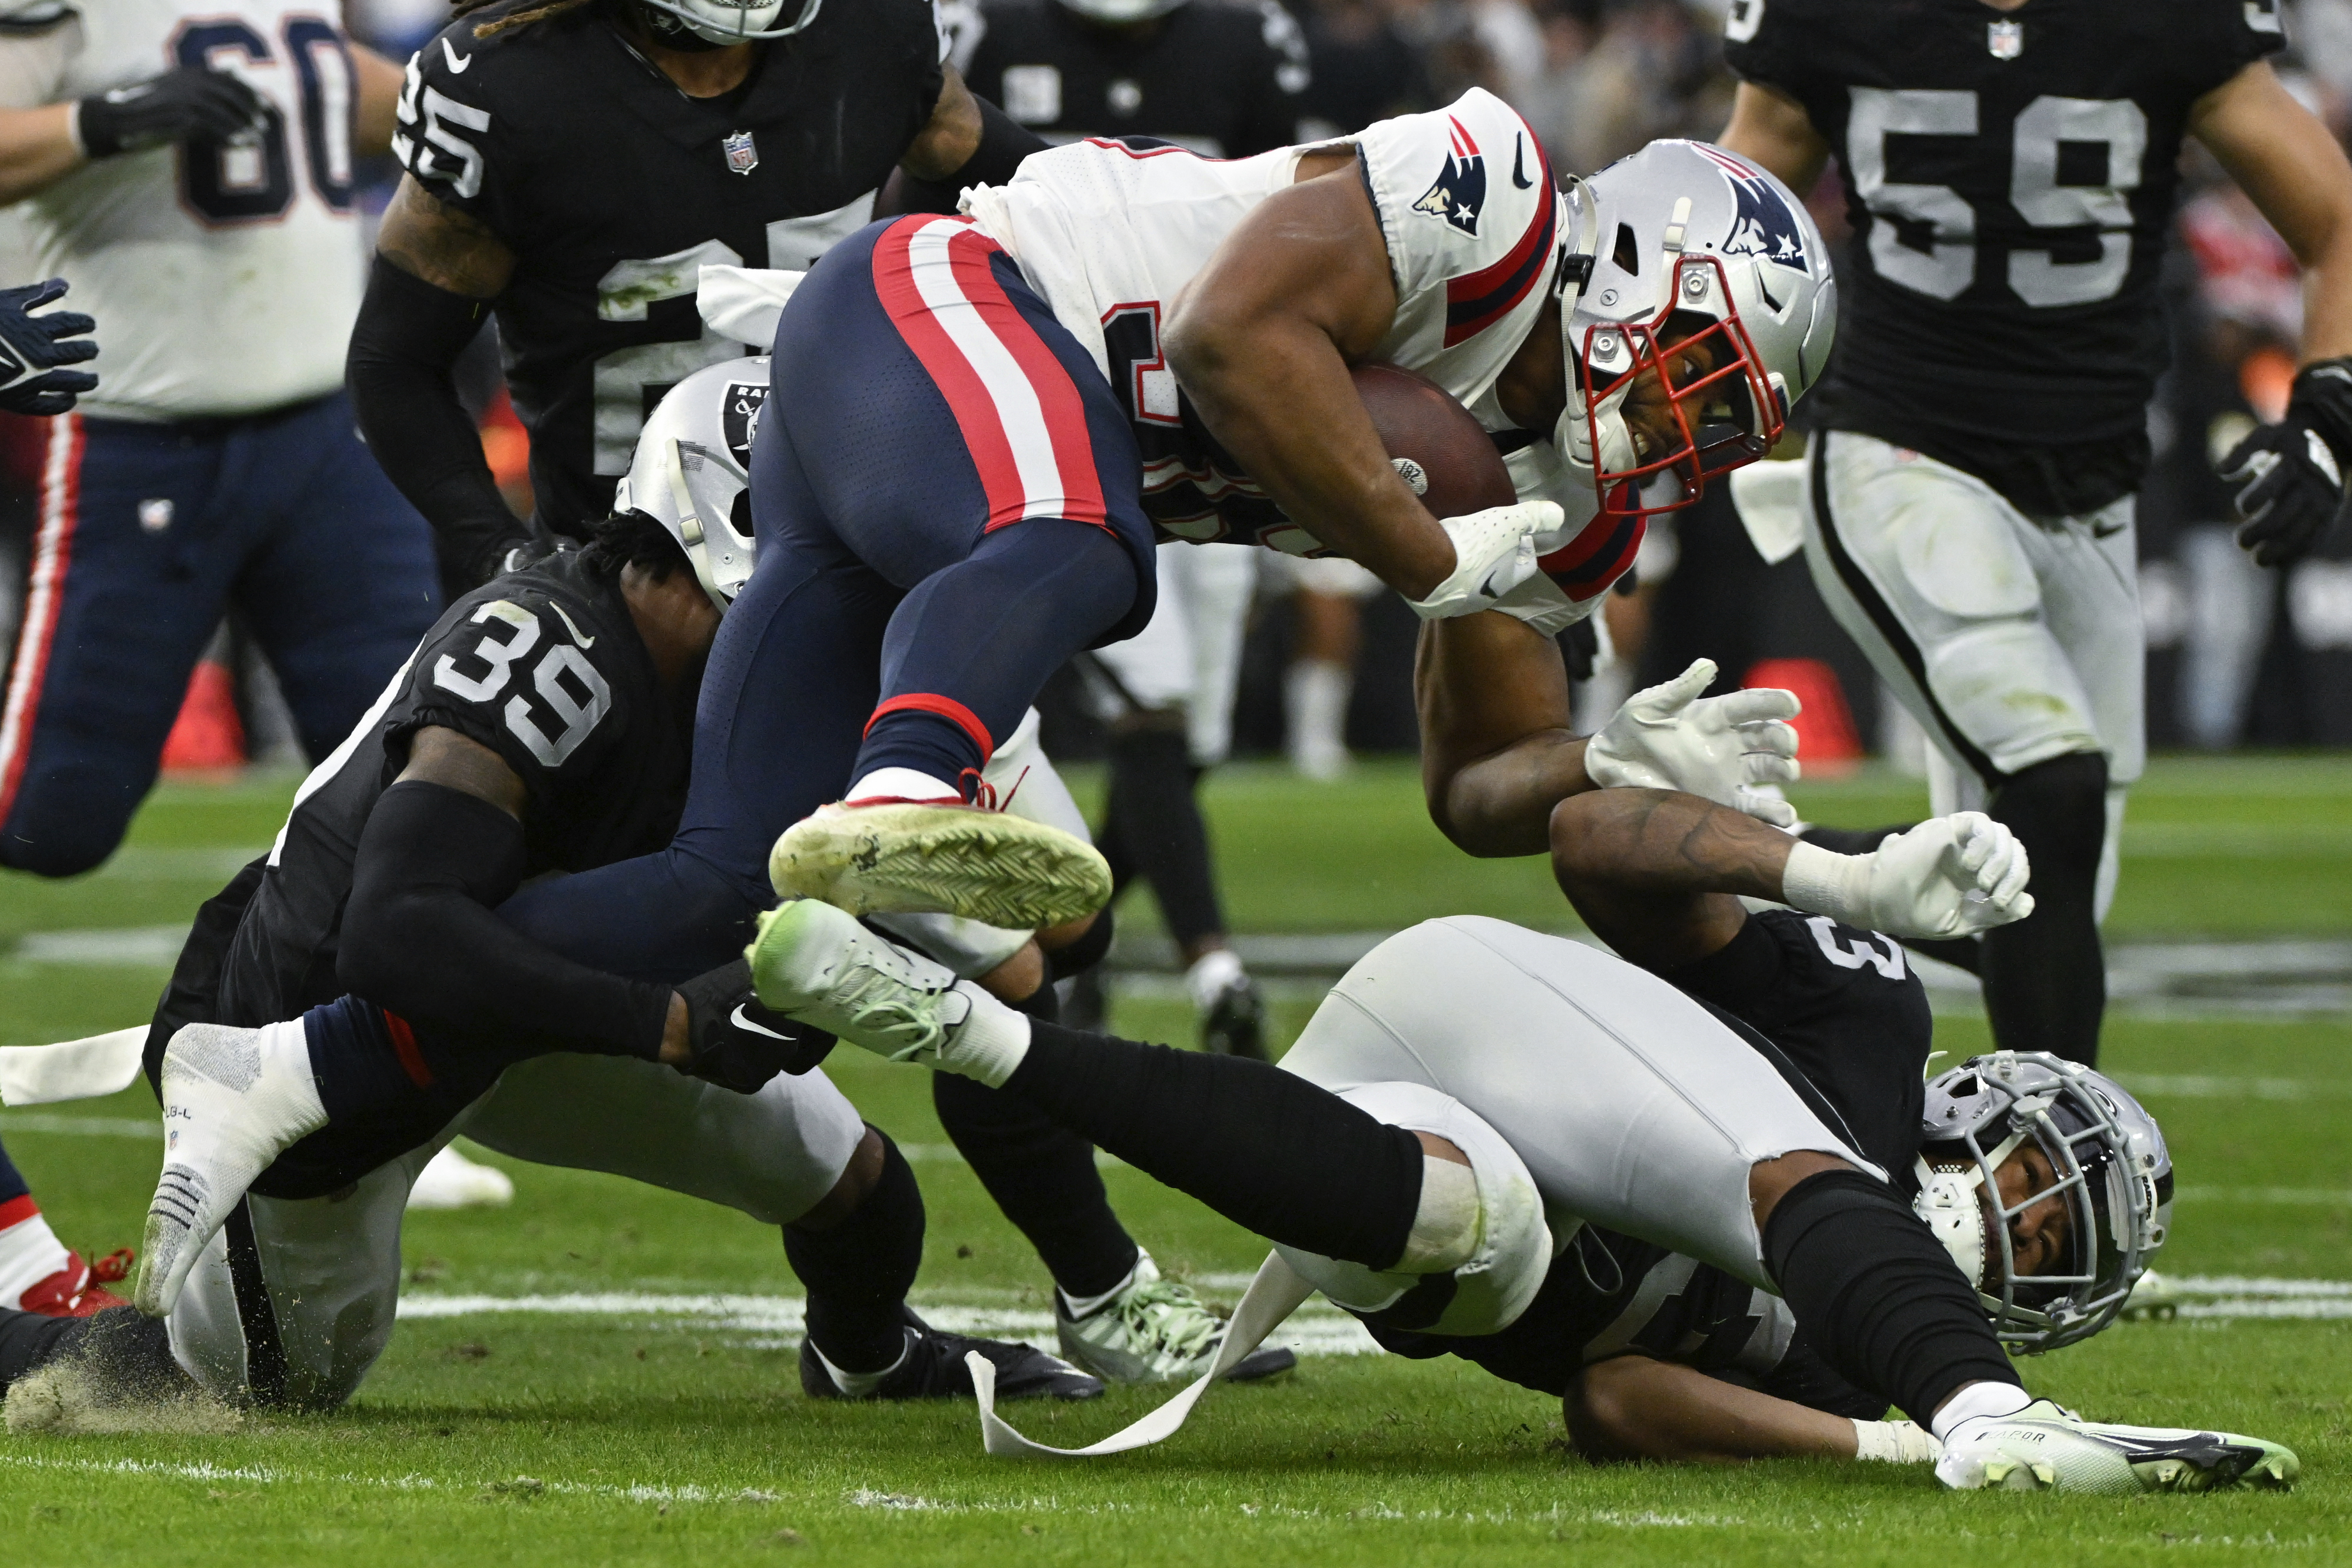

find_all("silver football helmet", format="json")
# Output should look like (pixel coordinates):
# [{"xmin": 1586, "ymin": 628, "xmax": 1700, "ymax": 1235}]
[
  {"xmin": 1914, "ymin": 1051, "xmax": 2172, "ymax": 1354},
  {"xmin": 636, "ymin": 0, "xmax": 822, "ymax": 45},
  {"xmin": 1056, "ymin": 0, "xmax": 1188, "ymax": 23},
  {"xmin": 612, "ymin": 355, "xmax": 769, "ymax": 610},
  {"xmin": 1554, "ymin": 139, "xmax": 1835, "ymax": 520}
]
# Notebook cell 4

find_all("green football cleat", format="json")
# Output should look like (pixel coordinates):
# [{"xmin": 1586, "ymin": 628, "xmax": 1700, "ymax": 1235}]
[
  {"xmin": 1937, "ymin": 1400, "xmax": 2298, "ymax": 1494},
  {"xmin": 769, "ymin": 799, "xmax": 1113, "ymax": 928}
]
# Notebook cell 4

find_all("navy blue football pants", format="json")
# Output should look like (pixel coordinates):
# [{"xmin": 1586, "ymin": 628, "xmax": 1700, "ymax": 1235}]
[
  {"xmin": 0, "ymin": 392, "xmax": 439, "ymax": 875},
  {"xmin": 502, "ymin": 216, "xmax": 1154, "ymax": 980}
]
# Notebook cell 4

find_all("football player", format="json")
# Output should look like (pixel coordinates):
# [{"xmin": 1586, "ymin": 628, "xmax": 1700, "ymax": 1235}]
[
  {"xmin": 0, "ymin": 0, "xmax": 444, "ymax": 878},
  {"xmin": 1711, "ymin": 0, "xmax": 2352, "ymax": 1066},
  {"xmin": 958, "ymin": 0, "xmax": 1316, "ymax": 1059},
  {"xmin": 745, "ymin": 796, "xmax": 2296, "ymax": 1494},
  {"xmin": 348, "ymin": 0, "xmax": 1059, "ymax": 597},
  {"xmin": 62, "ymin": 389, "xmax": 1097, "ymax": 1408},
  {"xmin": 0, "ymin": 1130, "xmax": 127, "ymax": 1318}
]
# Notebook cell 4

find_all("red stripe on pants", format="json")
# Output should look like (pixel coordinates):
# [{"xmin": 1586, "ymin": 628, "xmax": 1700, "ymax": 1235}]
[{"xmin": 0, "ymin": 413, "xmax": 80, "ymax": 824}]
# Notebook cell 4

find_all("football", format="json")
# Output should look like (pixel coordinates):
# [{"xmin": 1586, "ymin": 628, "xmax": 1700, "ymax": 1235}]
[{"xmin": 1351, "ymin": 362, "xmax": 1517, "ymax": 520}]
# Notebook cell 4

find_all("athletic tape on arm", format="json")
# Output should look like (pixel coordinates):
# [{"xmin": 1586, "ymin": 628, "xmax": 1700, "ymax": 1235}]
[
  {"xmin": 0, "ymin": 1027, "xmax": 149, "ymax": 1106},
  {"xmin": 968, "ymin": 1251, "xmax": 1316, "ymax": 1458}
]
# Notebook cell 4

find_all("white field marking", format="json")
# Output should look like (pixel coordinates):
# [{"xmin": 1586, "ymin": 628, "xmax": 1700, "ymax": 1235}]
[
  {"xmin": 2136, "ymin": 1275, "xmax": 2352, "ymax": 1321},
  {"xmin": 2176, "ymin": 1186, "xmax": 2352, "ymax": 1206},
  {"xmin": 2119, "ymin": 823, "xmax": 2352, "ymax": 856},
  {"xmin": 2119, "ymin": 1073, "xmax": 2352, "ymax": 1100},
  {"xmin": 0, "ymin": 1110, "xmax": 157, "ymax": 1138},
  {"xmin": 394, "ymin": 1291, "xmax": 1384, "ymax": 1356},
  {"xmin": 0, "ymin": 1451, "xmax": 809, "ymax": 1506},
  {"xmin": 11, "ymin": 926, "xmax": 187, "ymax": 965},
  {"xmin": 92, "ymin": 846, "xmax": 270, "ymax": 881}
]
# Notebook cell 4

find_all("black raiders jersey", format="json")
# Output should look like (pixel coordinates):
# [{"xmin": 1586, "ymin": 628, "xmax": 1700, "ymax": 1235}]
[
  {"xmin": 1724, "ymin": 0, "xmax": 2284, "ymax": 516},
  {"xmin": 958, "ymin": 0, "xmax": 1308, "ymax": 157},
  {"xmin": 396, "ymin": 0, "xmax": 945, "ymax": 531},
  {"xmin": 159, "ymin": 552, "xmax": 692, "ymax": 1044},
  {"xmin": 1368, "ymin": 909, "xmax": 1933, "ymax": 1418}
]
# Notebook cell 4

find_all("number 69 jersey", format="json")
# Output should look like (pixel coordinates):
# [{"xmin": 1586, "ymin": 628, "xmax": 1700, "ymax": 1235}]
[
  {"xmin": 1723, "ymin": 0, "xmax": 2283, "ymax": 516},
  {"xmin": 0, "ymin": 0, "xmax": 372, "ymax": 420},
  {"xmin": 216, "ymin": 551, "xmax": 690, "ymax": 1030}
]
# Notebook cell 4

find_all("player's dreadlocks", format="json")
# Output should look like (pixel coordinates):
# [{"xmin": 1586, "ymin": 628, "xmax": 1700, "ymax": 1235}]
[
  {"xmin": 581, "ymin": 508, "xmax": 691, "ymax": 584},
  {"xmin": 451, "ymin": 0, "xmax": 602, "ymax": 40}
]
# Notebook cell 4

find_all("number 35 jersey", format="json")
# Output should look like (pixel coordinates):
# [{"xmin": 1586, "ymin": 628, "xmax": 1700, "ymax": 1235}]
[
  {"xmin": 0, "ymin": 0, "xmax": 371, "ymax": 420},
  {"xmin": 398, "ymin": 0, "xmax": 945, "ymax": 532},
  {"xmin": 1724, "ymin": 0, "xmax": 2282, "ymax": 515},
  {"xmin": 216, "ymin": 551, "xmax": 691, "ymax": 1030}
]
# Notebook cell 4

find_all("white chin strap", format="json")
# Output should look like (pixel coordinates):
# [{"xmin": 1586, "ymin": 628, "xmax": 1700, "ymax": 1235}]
[
  {"xmin": 1911, "ymin": 1129, "xmax": 2030, "ymax": 1288},
  {"xmin": 1557, "ymin": 381, "xmax": 1639, "ymax": 487}
]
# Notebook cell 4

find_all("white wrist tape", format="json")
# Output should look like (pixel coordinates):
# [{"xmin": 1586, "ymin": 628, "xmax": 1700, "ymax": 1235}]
[
  {"xmin": 1778, "ymin": 839, "xmax": 1870, "ymax": 927},
  {"xmin": 1852, "ymin": 1418, "xmax": 1940, "ymax": 1464},
  {"xmin": 1394, "ymin": 1155, "xmax": 1481, "ymax": 1273}
]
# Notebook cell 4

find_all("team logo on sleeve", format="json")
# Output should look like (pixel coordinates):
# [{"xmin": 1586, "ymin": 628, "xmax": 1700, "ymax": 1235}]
[
  {"xmin": 1411, "ymin": 117, "xmax": 1487, "ymax": 237},
  {"xmin": 724, "ymin": 130, "xmax": 759, "ymax": 176},
  {"xmin": 723, "ymin": 383, "xmax": 769, "ymax": 467},
  {"xmin": 1700, "ymin": 146, "xmax": 1811, "ymax": 274}
]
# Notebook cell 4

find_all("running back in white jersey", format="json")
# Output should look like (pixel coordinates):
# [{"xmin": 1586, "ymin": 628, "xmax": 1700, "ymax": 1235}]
[
  {"xmin": 0, "ymin": 0, "xmax": 368, "ymax": 420},
  {"xmin": 965, "ymin": 87, "xmax": 1582, "ymax": 558}
]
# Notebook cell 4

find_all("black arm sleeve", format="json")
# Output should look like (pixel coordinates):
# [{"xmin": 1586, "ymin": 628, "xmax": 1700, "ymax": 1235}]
[
  {"xmin": 886, "ymin": 94, "xmax": 1049, "ymax": 216},
  {"xmin": 346, "ymin": 256, "xmax": 532, "ymax": 601},
  {"xmin": 338, "ymin": 780, "xmax": 673, "ymax": 1062}
]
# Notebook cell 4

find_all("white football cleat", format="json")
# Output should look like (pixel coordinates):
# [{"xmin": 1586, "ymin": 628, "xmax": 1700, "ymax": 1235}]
[
  {"xmin": 769, "ymin": 798, "xmax": 1112, "ymax": 929},
  {"xmin": 1936, "ymin": 1400, "xmax": 2298, "ymax": 1494},
  {"xmin": 1056, "ymin": 1251, "xmax": 1296, "ymax": 1387},
  {"xmin": 407, "ymin": 1144, "xmax": 515, "ymax": 1211},
  {"xmin": 135, "ymin": 1021, "xmax": 325, "ymax": 1318},
  {"xmin": 746, "ymin": 899, "xmax": 1030, "ymax": 1084}
]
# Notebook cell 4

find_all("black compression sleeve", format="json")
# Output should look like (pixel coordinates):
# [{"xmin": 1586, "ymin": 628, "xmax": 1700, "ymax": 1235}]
[
  {"xmin": 339, "ymin": 781, "xmax": 673, "ymax": 1062},
  {"xmin": 1003, "ymin": 1021, "xmax": 1423, "ymax": 1269},
  {"xmin": 346, "ymin": 256, "xmax": 529, "ymax": 598},
  {"xmin": 889, "ymin": 95, "xmax": 1049, "ymax": 215}
]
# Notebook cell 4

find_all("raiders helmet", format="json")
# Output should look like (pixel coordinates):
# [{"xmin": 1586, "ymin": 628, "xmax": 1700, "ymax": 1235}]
[
  {"xmin": 1913, "ymin": 1051, "xmax": 2172, "ymax": 1354},
  {"xmin": 635, "ymin": 0, "xmax": 823, "ymax": 44},
  {"xmin": 1275, "ymin": 1082, "xmax": 1553, "ymax": 1338},
  {"xmin": 612, "ymin": 355, "xmax": 769, "ymax": 610},
  {"xmin": 1056, "ymin": 0, "xmax": 1189, "ymax": 22},
  {"xmin": 1554, "ymin": 139, "xmax": 1835, "ymax": 520}
]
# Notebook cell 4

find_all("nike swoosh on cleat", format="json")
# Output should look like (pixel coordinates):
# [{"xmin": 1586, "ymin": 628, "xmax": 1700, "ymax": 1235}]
[
  {"xmin": 1512, "ymin": 136, "xmax": 1533, "ymax": 189},
  {"xmin": 442, "ymin": 38, "xmax": 472, "ymax": 71},
  {"xmin": 730, "ymin": 1004, "xmax": 790, "ymax": 1040}
]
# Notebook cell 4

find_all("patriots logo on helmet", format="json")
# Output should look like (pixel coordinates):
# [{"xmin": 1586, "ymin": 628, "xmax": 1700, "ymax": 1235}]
[
  {"xmin": 1412, "ymin": 117, "xmax": 1487, "ymax": 237},
  {"xmin": 1701, "ymin": 147, "xmax": 1811, "ymax": 274}
]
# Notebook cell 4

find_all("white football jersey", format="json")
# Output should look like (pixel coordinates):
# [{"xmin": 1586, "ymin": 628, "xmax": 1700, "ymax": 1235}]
[
  {"xmin": 965, "ymin": 87, "xmax": 1590, "ymax": 558},
  {"xmin": 0, "ymin": 0, "xmax": 368, "ymax": 420}
]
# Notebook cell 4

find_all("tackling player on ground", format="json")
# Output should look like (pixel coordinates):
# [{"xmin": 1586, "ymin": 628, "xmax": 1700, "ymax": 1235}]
[{"xmin": 1713, "ymin": 0, "xmax": 2352, "ymax": 1066}]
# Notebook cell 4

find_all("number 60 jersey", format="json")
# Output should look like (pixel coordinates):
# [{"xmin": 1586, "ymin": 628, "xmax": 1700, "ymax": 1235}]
[
  {"xmin": 1723, "ymin": 0, "xmax": 2282, "ymax": 517},
  {"xmin": 211, "ymin": 551, "xmax": 690, "ymax": 1032}
]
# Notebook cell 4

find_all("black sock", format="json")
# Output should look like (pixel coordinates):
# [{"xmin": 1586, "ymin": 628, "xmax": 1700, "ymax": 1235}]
[
  {"xmin": 932, "ymin": 1064, "xmax": 1140, "ymax": 1301},
  {"xmin": 1761, "ymin": 1169, "xmax": 2019, "ymax": 1424},
  {"xmin": 786, "ymin": 1129, "xmax": 925, "ymax": 1374},
  {"xmin": 1001, "ymin": 1021, "xmax": 1423, "ymax": 1269},
  {"xmin": 1105, "ymin": 729, "xmax": 1226, "ymax": 951},
  {"xmin": 1982, "ymin": 752, "xmax": 2108, "ymax": 1066}
]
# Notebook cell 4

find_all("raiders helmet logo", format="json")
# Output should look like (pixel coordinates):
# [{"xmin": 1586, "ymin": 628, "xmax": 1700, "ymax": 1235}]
[
  {"xmin": 723, "ymin": 382, "xmax": 769, "ymax": 467},
  {"xmin": 1411, "ymin": 117, "xmax": 1486, "ymax": 237},
  {"xmin": 1701, "ymin": 146, "xmax": 1811, "ymax": 274}
]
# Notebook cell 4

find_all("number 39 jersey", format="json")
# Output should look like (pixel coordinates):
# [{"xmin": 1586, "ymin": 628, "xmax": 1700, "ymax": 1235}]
[
  {"xmin": 0, "ymin": 0, "xmax": 371, "ymax": 420},
  {"xmin": 398, "ymin": 0, "xmax": 945, "ymax": 533},
  {"xmin": 1724, "ymin": 0, "xmax": 2283, "ymax": 515},
  {"xmin": 217, "ymin": 551, "xmax": 690, "ymax": 1029}
]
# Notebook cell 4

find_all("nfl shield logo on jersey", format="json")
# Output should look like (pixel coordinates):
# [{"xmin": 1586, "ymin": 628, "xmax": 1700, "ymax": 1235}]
[
  {"xmin": 723, "ymin": 130, "xmax": 759, "ymax": 176},
  {"xmin": 1411, "ymin": 115, "xmax": 1486, "ymax": 237},
  {"xmin": 1987, "ymin": 19, "xmax": 2022, "ymax": 57}
]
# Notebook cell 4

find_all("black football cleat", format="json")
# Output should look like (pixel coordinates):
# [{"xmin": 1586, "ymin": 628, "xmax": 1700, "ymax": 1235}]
[
  {"xmin": 1200, "ymin": 973, "xmax": 1267, "ymax": 1061},
  {"xmin": 800, "ymin": 1310, "xmax": 1104, "ymax": 1402}
]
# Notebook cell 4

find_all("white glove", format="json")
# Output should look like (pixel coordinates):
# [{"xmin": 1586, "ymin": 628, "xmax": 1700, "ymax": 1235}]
[
  {"xmin": 1404, "ymin": 500, "xmax": 1560, "ymax": 621},
  {"xmin": 1584, "ymin": 657, "xmax": 1803, "ymax": 827},
  {"xmin": 1779, "ymin": 812, "xmax": 2035, "ymax": 939}
]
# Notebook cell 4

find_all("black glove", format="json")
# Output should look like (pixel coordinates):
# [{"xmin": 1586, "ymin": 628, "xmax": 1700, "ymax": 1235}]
[
  {"xmin": 77, "ymin": 66, "xmax": 270, "ymax": 158},
  {"xmin": 0, "ymin": 279, "xmax": 96, "ymax": 416},
  {"xmin": 2220, "ymin": 358, "xmax": 2352, "ymax": 568},
  {"xmin": 674, "ymin": 959, "xmax": 836, "ymax": 1093}
]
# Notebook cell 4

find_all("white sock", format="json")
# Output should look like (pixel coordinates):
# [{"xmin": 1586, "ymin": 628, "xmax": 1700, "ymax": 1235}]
[
  {"xmin": 1853, "ymin": 1418, "xmax": 1940, "ymax": 1463},
  {"xmin": 1285, "ymin": 660, "xmax": 1351, "ymax": 776},
  {"xmin": 0, "ymin": 1204, "xmax": 72, "ymax": 1306},
  {"xmin": 812, "ymin": 1328, "xmax": 913, "ymax": 1397},
  {"xmin": 1394, "ymin": 1155, "xmax": 1480, "ymax": 1273},
  {"xmin": 937, "ymin": 981, "xmax": 1033, "ymax": 1087},
  {"xmin": 1058, "ymin": 1251, "xmax": 1144, "ymax": 1319},
  {"xmin": 845, "ymin": 768, "xmax": 960, "ymax": 803},
  {"xmin": 1931, "ymin": 1380, "xmax": 2034, "ymax": 1444},
  {"xmin": 1184, "ymin": 948, "xmax": 1245, "ymax": 1014}
]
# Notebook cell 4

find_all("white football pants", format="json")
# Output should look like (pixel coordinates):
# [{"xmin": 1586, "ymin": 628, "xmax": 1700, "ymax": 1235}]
[
  {"xmin": 166, "ymin": 1053, "xmax": 865, "ymax": 1409},
  {"xmin": 1085, "ymin": 541, "xmax": 1258, "ymax": 765},
  {"xmin": 1277, "ymin": 917, "xmax": 1870, "ymax": 1289},
  {"xmin": 1802, "ymin": 431, "xmax": 2142, "ymax": 915}
]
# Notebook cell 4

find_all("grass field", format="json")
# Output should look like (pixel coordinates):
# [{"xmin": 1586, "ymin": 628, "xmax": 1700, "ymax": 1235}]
[{"xmin": 4, "ymin": 757, "xmax": 2352, "ymax": 1564}]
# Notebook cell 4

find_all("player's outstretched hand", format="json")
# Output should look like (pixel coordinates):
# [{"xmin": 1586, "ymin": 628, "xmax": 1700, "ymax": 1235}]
[
  {"xmin": 1584, "ymin": 657, "xmax": 1803, "ymax": 828},
  {"xmin": 0, "ymin": 279, "xmax": 97, "ymax": 418},
  {"xmin": 1405, "ymin": 499, "xmax": 1560, "ymax": 620},
  {"xmin": 2221, "ymin": 358, "xmax": 2352, "ymax": 568},
  {"xmin": 76, "ymin": 65, "xmax": 270, "ymax": 158},
  {"xmin": 674, "ymin": 957, "xmax": 836, "ymax": 1093},
  {"xmin": 1781, "ymin": 811, "xmax": 2034, "ymax": 940}
]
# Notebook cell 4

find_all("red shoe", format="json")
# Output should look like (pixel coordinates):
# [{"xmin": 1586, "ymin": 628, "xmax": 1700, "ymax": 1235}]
[{"xmin": 19, "ymin": 1248, "xmax": 133, "ymax": 1318}]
